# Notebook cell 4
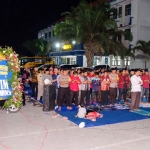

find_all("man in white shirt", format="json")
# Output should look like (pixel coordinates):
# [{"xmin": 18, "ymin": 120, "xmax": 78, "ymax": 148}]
[
  {"xmin": 37, "ymin": 69, "xmax": 44, "ymax": 101},
  {"xmin": 130, "ymin": 69, "xmax": 143, "ymax": 112}
]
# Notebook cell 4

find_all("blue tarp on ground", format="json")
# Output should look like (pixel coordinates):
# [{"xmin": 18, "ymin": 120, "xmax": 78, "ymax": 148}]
[
  {"xmin": 56, "ymin": 106, "xmax": 150, "ymax": 128},
  {"xmin": 25, "ymin": 85, "xmax": 150, "ymax": 128}
]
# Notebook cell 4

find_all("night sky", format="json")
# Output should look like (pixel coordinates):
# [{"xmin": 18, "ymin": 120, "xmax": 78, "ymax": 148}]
[{"xmin": 0, "ymin": 0, "xmax": 93, "ymax": 56}]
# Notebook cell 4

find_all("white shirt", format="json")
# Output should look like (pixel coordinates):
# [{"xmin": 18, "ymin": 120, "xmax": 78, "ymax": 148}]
[
  {"xmin": 109, "ymin": 73, "xmax": 118, "ymax": 88},
  {"xmin": 77, "ymin": 107, "xmax": 86, "ymax": 118},
  {"xmin": 37, "ymin": 73, "xmax": 43, "ymax": 85},
  {"xmin": 57, "ymin": 74, "xmax": 61, "ymax": 88},
  {"xmin": 131, "ymin": 75, "xmax": 143, "ymax": 92}
]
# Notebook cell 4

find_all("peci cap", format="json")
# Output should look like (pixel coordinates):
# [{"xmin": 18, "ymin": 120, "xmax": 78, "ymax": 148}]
[
  {"xmin": 111, "ymin": 68, "xmax": 117, "ymax": 71},
  {"xmin": 45, "ymin": 69, "xmax": 49, "ymax": 72}
]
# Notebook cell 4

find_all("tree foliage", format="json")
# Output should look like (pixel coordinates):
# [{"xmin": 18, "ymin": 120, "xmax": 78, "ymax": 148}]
[
  {"xmin": 54, "ymin": 0, "xmax": 132, "ymax": 66},
  {"xmin": 133, "ymin": 40, "xmax": 150, "ymax": 55},
  {"xmin": 23, "ymin": 39, "xmax": 51, "ymax": 57}
]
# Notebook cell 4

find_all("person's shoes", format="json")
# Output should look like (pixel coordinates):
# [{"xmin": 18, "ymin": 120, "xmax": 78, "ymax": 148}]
[
  {"xmin": 129, "ymin": 110, "xmax": 134, "ymax": 112},
  {"xmin": 69, "ymin": 107, "xmax": 72, "ymax": 110},
  {"xmin": 134, "ymin": 109, "xmax": 140, "ymax": 111},
  {"xmin": 58, "ymin": 107, "xmax": 61, "ymax": 111}
]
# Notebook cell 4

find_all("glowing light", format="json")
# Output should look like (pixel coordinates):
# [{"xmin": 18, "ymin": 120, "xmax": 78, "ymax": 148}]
[
  {"xmin": 62, "ymin": 44, "xmax": 72, "ymax": 50},
  {"xmin": 55, "ymin": 43, "xmax": 60, "ymax": 48},
  {"xmin": 72, "ymin": 40, "xmax": 76, "ymax": 44}
]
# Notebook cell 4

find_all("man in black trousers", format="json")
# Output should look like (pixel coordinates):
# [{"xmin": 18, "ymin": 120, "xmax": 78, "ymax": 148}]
[{"xmin": 57, "ymin": 68, "xmax": 71, "ymax": 111}]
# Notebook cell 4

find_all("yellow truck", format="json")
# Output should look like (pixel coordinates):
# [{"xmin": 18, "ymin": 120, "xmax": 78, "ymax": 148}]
[{"xmin": 19, "ymin": 56, "xmax": 53, "ymax": 68}]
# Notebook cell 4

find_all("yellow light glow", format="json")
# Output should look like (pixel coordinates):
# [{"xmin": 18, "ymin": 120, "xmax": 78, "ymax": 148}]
[{"xmin": 62, "ymin": 44, "xmax": 72, "ymax": 50}]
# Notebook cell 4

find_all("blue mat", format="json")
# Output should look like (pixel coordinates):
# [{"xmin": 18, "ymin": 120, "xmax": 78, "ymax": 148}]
[
  {"xmin": 56, "ymin": 106, "xmax": 150, "ymax": 128},
  {"xmin": 134, "ymin": 109, "xmax": 150, "ymax": 116},
  {"xmin": 24, "ymin": 85, "xmax": 150, "ymax": 127}
]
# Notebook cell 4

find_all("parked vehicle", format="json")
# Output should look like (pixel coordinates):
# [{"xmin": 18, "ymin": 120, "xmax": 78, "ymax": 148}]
[
  {"xmin": 19, "ymin": 56, "xmax": 53, "ymax": 68},
  {"xmin": 75, "ymin": 67, "xmax": 92, "ymax": 71},
  {"xmin": 92, "ymin": 65, "xmax": 110, "ymax": 70},
  {"xmin": 60, "ymin": 64, "xmax": 79, "ymax": 69},
  {"xmin": 37, "ymin": 64, "xmax": 58, "ymax": 70}
]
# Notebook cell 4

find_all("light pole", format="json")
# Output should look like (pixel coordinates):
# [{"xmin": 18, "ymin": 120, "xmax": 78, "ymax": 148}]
[
  {"xmin": 72, "ymin": 40, "xmax": 76, "ymax": 45},
  {"xmin": 55, "ymin": 43, "xmax": 60, "ymax": 65}
]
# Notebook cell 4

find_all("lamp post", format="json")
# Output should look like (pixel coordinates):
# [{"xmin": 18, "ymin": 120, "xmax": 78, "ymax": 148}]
[
  {"xmin": 72, "ymin": 40, "xmax": 76, "ymax": 44},
  {"xmin": 55, "ymin": 43, "xmax": 60, "ymax": 51},
  {"xmin": 55, "ymin": 43, "xmax": 60, "ymax": 65}
]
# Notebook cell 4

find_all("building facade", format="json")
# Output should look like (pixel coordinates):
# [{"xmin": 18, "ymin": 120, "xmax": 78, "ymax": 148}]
[{"xmin": 38, "ymin": 0, "xmax": 150, "ymax": 68}]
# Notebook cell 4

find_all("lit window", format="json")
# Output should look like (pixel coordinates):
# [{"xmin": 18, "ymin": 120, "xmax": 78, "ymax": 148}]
[
  {"xmin": 112, "ymin": 56, "xmax": 121, "ymax": 66},
  {"xmin": 71, "ymin": 57, "xmax": 76, "ymax": 64},
  {"xmin": 61, "ymin": 58, "xmax": 67, "ymax": 64},
  {"xmin": 125, "ymin": 4, "xmax": 131, "ymax": 16},
  {"xmin": 124, "ymin": 57, "xmax": 130, "ymax": 66}
]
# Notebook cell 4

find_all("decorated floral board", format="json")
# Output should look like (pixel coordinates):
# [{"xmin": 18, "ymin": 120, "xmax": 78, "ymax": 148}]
[{"xmin": 0, "ymin": 47, "xmax": 22, "ymax": 113}]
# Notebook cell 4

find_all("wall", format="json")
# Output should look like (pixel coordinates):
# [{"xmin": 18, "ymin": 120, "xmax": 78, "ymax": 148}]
[{"xmin": 130, "ymin": 0, "xmax": 150, "ymax": 69}]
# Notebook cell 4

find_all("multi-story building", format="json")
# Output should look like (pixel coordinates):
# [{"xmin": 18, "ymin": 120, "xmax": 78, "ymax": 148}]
[{"xmin": 38, "ymin": 0, "xmax": 150, "ymax": 68}]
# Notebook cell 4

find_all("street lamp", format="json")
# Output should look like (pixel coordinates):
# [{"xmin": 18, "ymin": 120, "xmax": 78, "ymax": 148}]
[
  {"xmin": 72, "ymin": 40, "xmax": 76, "ymax": 44},
  {"xmin": 55, "ymin": 43, "xmax": 60, "ymax": 48}
]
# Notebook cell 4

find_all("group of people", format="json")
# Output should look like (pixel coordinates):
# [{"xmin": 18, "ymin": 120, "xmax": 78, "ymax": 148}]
[{"xmin": 21, "ymin": 66, "xmax": 150, "ymax": 113}]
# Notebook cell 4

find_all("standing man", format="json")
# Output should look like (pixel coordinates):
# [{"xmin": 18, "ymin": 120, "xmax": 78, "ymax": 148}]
[
  {"xmin": 57, "ymin": 69, "xmax": 71, "ymax": 111},
  {"xmin": 130, "ymin": 69, "xmax": 143, "ymax": 112},
  {"xmin": 80, "ymin": 70, "xmax": 91, "ymax": 106},
  {"xmin": 70, "ymin": 71, "xmax": 81, "ymax": 107},
  {"xmin": 141, "ymin": 70, "xmax": 150, "ymax": 102},
  {"xmin": 78, "ymin": 71, "xmax": 84, "ymax": 103},
  {"xmin": 91, "ymin": 72, "xmax": 101, "ymax": 105},
  {"xmin": 88, "ymin": 69, "xmax": 95, "ymax": 100},
  {"xmin": 101, "ymin": 71, "xmax": 110, "ymax": 107},
  {"xmin": 31, "ymin": 67, "xmax": 38, "ymax": 99},
  {"xmin": 109, "ymin": 68, "xmax": 118, "ymax": 105},
  {"xmin": 52, "ymin": 68, "xmax": 59, "ymax": 104},
  {"xmin": 118, "ymin": 69, "xmax": 130, "ymax": 104},
  {"xmin": 37, "ymin": 69, "xmax": 44, "ymax": 102}
]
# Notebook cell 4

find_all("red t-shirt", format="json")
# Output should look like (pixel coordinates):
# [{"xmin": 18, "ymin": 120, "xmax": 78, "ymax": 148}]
[
  {"xmin": 141, "ymin": 74, "xmax": 150, "ymax": 88},
  {"xmin": 101, "ymin": 76, "xmax": 110, "ymax": 91},
  {"xmin": 70, "ymin": 75, "xmax": 81, "ymax": 91}
]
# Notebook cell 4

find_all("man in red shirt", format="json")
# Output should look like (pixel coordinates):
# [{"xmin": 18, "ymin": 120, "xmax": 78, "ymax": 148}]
[
  {"xmin": 118, "ymin": 69, "xmax": 130, "ymax": 104},
  {"xmin": 70, "ymin": 71, "xmax": 81, "ymax": 107},
  {"xmin": 141, "ymin": 70, "xmax": 150, "ymax": 102}
]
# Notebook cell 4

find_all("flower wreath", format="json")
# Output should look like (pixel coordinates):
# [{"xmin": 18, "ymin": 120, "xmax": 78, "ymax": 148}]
[{"xmin": 0, "ymin": 47, "xmax": 22, "ymax": 109}]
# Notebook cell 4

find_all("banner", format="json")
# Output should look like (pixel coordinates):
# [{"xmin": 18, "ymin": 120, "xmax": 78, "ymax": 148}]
[{"xmin": 0, "ymin": 60, "xmax": 12, "ymax": 100}]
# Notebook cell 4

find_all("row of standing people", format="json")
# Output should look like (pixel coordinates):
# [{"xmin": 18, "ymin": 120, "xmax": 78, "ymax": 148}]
[{"xmin": 22, "ymin": 67, "xmax": 150, "ymax": 112}]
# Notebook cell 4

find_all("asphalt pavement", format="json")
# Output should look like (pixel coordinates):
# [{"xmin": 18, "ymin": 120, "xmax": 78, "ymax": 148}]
[{"xmin": 0, "ymin": 103, "xmax": 150, "ymax": 150}]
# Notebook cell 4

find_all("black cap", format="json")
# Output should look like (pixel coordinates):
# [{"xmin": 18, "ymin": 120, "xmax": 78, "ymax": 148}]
[
  {"xmin": 94, "ymin": 72, "xmax": 99, "ymax": 75},
  {"xmin": 134, "ymin": 69, "xmax": 141, "ymax": 72},
  {"xmin": 89, "ymin": 69, "xmax": 94, "ymax": 72},
  {"xmin": 111, "ymin": 68, "xmax": 117, "ymax": 71},
  {"xmin": 63, "ymin": 68, "xmax": 68, "ymax": 71},
  {"xmin": 45, "ymin": 69, "xmax": 49, "ymax": 72}
]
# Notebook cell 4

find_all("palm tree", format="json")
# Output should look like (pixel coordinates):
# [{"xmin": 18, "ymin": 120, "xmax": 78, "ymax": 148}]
[
  {"xmin": 133, "ymin": 40, "xmax": 150, "ymax": 68},
  {"xmin": 23, "ymin": 39, "xmax": 51, "ymax": 63},
  {"xmin": 54, "ymin": 0, "xmax": 132, "ymax": 67}
]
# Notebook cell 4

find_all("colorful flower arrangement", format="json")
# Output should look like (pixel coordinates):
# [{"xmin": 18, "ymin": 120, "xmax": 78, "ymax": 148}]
[{"xmin": 0, "ymin": 47, "xmax": 22, "ymax": 109}]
